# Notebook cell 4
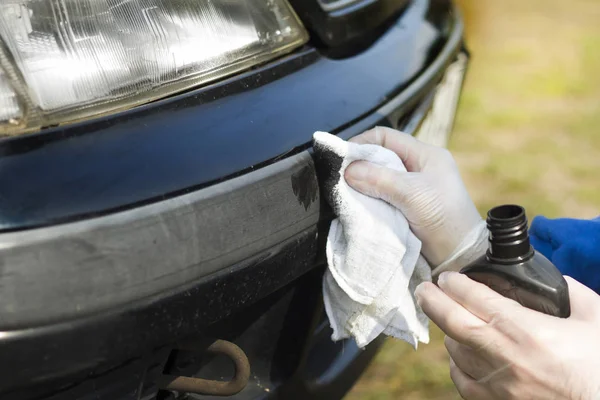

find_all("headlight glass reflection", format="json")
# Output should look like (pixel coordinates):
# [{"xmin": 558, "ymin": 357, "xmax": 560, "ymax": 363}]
[{"xmin": 0, "ymin": 0, "xmax": 308, "ymax": 135}]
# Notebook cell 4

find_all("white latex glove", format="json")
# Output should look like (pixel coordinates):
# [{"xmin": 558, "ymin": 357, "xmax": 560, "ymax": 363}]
[
  {"xmin": 415, "ymin": 271, "xmax": 600, "ymax": 400},
  {"xmin": 345, "ymin": 126, "xmax": 482, "ymax": 266}
]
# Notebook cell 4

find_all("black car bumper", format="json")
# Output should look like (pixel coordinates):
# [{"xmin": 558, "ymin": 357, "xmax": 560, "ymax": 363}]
[{"xmin": 0, "ymin": 0, "xmax": 466, "ymax": 398}]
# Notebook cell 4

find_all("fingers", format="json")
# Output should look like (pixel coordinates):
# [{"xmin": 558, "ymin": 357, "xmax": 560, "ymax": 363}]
[
  {"xmin": 564, "ymin": 276, "xmax": 600, "ymax": 321},
  {"xmin": 349, "ymin": 126, "xmax": 428, "ymax": 172},
  {"xmin": 344, "ymin": 161, "xmax": 423, "ymax": 208},
  {"xmin": 344, "ymin": 161, "xmax": 395, "ymax": 201},
  {"xmin": 445, "ymin": 336, "xmax": 495, "ymax": 382},
  {"xmin": 450, "ymin": 357, "xmax": 493, "ymax": 400},
  {"xmin": 415, "ymin": 281, "xmax": 487, "ymax": 348},
  {"xmin": 437, "ymin": 272, "xmax": 523, "ymax": 323}
]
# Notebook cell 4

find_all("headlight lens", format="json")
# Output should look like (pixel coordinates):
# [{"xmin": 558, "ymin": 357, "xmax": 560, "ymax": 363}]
[
  {"xmin": 0, "ymin": 67, "xmax": 22, "ymax": 125},
  {"xmin": 0, "ymin": 0, "xmax": 308, "ymax": 135}
]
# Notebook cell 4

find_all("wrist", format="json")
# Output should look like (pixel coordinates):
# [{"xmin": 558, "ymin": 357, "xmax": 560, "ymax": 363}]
[{"xmin": 430, "ymin": 220, "xmax": 488, "ymax": 281}]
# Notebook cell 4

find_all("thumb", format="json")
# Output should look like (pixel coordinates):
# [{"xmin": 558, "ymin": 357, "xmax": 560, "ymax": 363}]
[
  {"xmin": 564, "ymin": 276, "xmax": 600, "ymax": 322},
  {"xmin": 345, "ymin": 161, "xmax": 422, "ymax": 209}
]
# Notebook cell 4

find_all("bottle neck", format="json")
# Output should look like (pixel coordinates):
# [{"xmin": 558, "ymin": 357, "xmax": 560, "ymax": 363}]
[{"xmin": 486, "ymin": 205, "xmax": 534, "ymax": 264}]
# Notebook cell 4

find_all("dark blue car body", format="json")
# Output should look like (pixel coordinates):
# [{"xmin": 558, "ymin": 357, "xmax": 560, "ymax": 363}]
[{"xmin": 0, "ymin": 0, "xmax": 466, "ymax": 398}]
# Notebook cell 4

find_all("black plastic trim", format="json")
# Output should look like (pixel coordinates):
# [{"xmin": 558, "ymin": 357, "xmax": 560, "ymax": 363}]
[
  {"xmin": 288, "ymin": 0, "xmax": 411, "ymax": 49},
  {"xmin": 0, "ymin": 228, "xmax": 321, "ymax": 395},
  {"xmin": 0, "ymin": 152, "xmax": 320, "ymax": 330}
]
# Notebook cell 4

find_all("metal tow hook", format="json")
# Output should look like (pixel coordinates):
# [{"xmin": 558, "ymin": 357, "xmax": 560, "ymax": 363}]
[{"xmin": 158, "ymin": 339, "xmax": 251, "ymax": 396}]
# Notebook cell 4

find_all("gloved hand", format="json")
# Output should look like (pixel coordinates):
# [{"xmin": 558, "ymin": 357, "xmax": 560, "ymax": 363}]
[
  {"xmin": 345, "ymin": 126, "xmax": 482, "ymax": 266},
  {"xmin": 415, "ymin": 271, "xmax": 600, "ymax": 400},
  {"xmin": 530, "ymin": 216, "xmax": 600, "ymax": 293}
]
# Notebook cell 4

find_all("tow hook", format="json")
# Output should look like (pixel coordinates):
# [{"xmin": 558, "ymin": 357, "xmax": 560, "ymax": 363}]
[{"xmin": 158, "ymin": 339, "xmax": 250, "ymax": 396}]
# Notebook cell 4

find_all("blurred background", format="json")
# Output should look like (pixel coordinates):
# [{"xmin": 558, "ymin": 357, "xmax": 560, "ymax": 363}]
[{"xmin": 346, "ymin": 0, "xmax": 600, "ymax": 398}]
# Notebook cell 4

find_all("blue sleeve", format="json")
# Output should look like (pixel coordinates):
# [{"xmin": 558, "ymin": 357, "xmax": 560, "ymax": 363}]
[{"xmin": 530, "ymin": 215, "xmax": 600, "ymax": 293}]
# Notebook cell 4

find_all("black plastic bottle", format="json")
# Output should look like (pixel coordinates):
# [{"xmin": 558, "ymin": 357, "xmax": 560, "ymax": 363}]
[{"xmin": 460, "ymin": 205, "xmax": 571, "ymax": 318}]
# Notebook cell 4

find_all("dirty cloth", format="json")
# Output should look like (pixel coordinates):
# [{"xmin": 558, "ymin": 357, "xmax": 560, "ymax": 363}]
[{"xmin": 313, "ymin": 131, "xmax": 431, "ymax": 348}]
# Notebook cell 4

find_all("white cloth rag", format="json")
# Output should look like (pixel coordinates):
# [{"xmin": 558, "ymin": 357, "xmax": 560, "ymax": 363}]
[{"xmin": 313, "ymin": 131, "xmax": 431, "ymax": 349}]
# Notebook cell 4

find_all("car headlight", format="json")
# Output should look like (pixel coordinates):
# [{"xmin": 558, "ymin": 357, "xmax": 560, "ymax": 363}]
[{"xmin": 0, "ymin": 0, "xmax": 308, "ymax": 136}]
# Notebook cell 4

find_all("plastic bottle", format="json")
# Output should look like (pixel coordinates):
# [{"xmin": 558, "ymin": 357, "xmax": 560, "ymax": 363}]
[{"xmin": 460, "ymin": 204, "xmax": 571, "ymax": 318}]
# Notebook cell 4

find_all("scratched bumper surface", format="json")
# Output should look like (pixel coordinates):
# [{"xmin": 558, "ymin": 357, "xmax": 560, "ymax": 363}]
[{"xmin": 0, "ymin": 151, "xmax": 320, "ymax": 329}]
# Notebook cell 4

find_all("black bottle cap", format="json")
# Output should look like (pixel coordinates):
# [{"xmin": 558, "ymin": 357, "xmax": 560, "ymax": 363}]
[{"xmin": 486, "ymin": 205, "xmax": 534, "ymax": 264}]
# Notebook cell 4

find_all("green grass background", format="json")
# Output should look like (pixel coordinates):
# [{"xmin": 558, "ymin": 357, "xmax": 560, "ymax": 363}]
[{"xmin": 346, "ymin": 0, "xmax": 600, "ymax": 398}]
